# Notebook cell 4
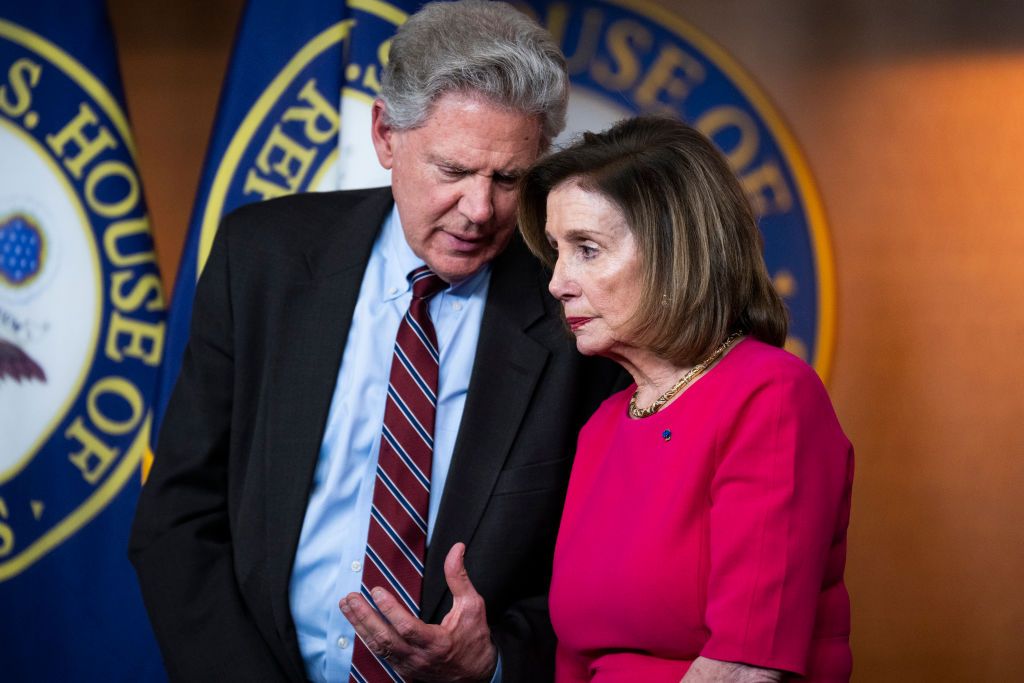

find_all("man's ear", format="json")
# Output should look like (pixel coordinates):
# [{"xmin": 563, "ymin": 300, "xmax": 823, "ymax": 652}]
[{"xmin": 370, "ymin": 99, "xmax": 396, "ymax": 170}]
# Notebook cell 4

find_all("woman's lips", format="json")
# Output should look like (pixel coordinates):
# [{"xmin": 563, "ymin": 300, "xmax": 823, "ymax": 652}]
[{"xmin": 566, "ymin": 317, "xmax": 593, "ymax": 331}]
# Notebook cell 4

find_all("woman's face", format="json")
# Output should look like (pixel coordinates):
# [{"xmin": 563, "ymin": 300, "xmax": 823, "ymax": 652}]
[{"xmin": 545, "ymin": 181, "xmax": 644, "ymax": 358}]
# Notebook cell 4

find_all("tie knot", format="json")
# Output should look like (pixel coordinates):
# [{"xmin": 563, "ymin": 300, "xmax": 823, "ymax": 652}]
[{"xmin": 408, "ymin": 266, "xmax": 447, "ymax": 300}]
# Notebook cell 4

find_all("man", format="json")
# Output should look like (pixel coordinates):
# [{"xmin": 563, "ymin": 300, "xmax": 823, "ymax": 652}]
[{"xmin": 129, "ymin": 2, "xmax": 623, "ymax": 682}]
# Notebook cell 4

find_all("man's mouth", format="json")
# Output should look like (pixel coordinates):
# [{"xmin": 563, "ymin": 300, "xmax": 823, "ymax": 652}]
[{"xmin": 440, "ymin": 230, "xmax": 487, "ymax": 253}]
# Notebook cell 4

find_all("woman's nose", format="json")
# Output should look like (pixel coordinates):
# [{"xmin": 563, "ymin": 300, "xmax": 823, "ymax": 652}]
[{"xmin": 548, "ymin": 256, "xmax": 575, "ymax": 300}]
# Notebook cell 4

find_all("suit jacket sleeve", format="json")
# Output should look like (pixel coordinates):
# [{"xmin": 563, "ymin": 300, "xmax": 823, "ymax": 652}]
[
  {"xmin": 128, "ymin": 216, "xmax": 289, "ymax": 682},
  {"xmin": 483, "ymin": 286, "xmax": 629, "ymax": 682},
  {"xmin": 487, "ymin": 359, "xmax": 624, "ymax": 683},
  {"xmin": 492, "ymin": 595, "xmax": 556, "ymax": 681},
  {"xmin": 489, "ymin": 356, "xmax": 625, "ymax": 682}
]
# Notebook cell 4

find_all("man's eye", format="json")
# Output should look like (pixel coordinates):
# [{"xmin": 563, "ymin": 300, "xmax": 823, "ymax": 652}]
[
  {"xmin": 493, "ymin": 174, "xmax": 518, "ymax": 187},
  {"xmin": 441, "ymin": 167, "xmax": 467, "ymax": 178}
]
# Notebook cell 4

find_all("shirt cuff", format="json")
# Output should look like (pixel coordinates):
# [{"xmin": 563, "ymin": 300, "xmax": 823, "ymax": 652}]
[{"xmin": 488, "ymin": 651, "xmax": 502, "ymax": 683}]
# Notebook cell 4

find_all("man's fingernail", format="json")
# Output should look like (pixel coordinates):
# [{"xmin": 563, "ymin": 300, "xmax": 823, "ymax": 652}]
[
  {"xmin": 340, "ymin": 600, "xmax": 350, "ymax": 613},
  {"xmin": 372, "ymin": 588, "xmax": 384, "ymax": 601}
]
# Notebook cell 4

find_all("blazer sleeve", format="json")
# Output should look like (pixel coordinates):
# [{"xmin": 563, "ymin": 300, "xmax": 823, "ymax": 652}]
[
  {"xmin": 700, "ymin": 363, "xmax": 853, "ymax": 676},
  {"xmin": 128, "ymin": 219, "xmax": 289, "ymax": 682},
  {"xmin": 491, "ymin": 595, "xmax": 558, "ymax": 682},
  {"xmin": 490, "ymin": 367, "xmax": 630, "ymax": 682}
]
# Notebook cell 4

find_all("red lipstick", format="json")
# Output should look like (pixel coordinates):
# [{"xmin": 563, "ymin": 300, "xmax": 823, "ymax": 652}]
[{"xmin": 566, "ymin": 317, "xmax": 592, "ymax": 331}]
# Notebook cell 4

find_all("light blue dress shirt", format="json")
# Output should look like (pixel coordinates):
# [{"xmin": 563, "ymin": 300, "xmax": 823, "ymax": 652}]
[{"xmin": 289, "ymin": 206, "xmax": 494, "ymax": 683}]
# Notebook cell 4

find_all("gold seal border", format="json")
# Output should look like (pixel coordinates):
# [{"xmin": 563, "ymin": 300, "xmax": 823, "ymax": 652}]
[
  {"xmin": 0, "ymin": 417, "xmax": 152, "ymax": 580},
  {"xmin": 0, "ymin": 20, "xmax": 149, "ymax": 579},
  {"xmin": 196, "ymin": 20, "xmax": 352, "ymax": 273},
  {"xmin": 608, "ymin": 0, "xmax": 836, "ymax": 380},
  {"xmin": 197, "ymin": 0, "xmax": 410, "ymax": 274},
  {"xmin": 0, "ymin": 118, "xmax": 100, "ymax": 487}
]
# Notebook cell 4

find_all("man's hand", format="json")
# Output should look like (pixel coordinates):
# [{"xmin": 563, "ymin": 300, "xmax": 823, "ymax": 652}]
[{"xmin": 340, "ymin": 542, "xmax": 498, "ymax": 682}]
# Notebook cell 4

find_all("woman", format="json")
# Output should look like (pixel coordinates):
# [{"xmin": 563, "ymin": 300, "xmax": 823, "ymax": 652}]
[{"xmin": 518, "ymin": 117, "xmax": 853, "ymax": 682}]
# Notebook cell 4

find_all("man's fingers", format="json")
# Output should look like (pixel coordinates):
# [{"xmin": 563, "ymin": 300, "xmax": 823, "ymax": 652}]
[
  {"xmin": 372, "ymin": 588, "xmax": 432, "ymax": 647},
  {"xmin": 342, "ymin": 557, "xmax": 494, "ymax": 681},
  {"xmin": 340, "ymin": 592, "xmax": 406, "ymax": 659}
]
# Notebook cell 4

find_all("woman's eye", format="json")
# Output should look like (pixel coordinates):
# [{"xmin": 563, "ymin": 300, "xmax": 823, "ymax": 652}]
[{"xmin": 579, "ymin": 244, "xmax": 597, "ymax": 259}]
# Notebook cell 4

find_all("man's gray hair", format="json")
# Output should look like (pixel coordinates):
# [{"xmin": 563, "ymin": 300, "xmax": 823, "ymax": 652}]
[{"xmin": 379, "ymin": 0, "xmax": 568, "ymax": 146}]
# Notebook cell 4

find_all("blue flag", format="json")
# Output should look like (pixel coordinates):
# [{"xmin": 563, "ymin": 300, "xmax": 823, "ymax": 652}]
[
  {"xmin": 0, "ymin": 1, "xmax": 166, "ymax": 680},
  {"xmin": 157, "ymin": 0, "xmax": 421, "ymax": 441}
]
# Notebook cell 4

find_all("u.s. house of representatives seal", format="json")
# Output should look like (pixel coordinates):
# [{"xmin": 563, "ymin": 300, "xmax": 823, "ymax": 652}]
[
  {"xmin": 0, "ymin": 20, "xmax": 165, "ymax": 579},
  {"xmin": 524, "ymin": 0, "xmax": 836, "ymax": 375},
  {"xmin": 197, "ymin": 0, "xmax": 833, "ymax": 377}
]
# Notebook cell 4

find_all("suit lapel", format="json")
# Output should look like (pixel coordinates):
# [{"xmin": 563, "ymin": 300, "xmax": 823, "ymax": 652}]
[
  {"xmin": 421, "ymin": 239, "xmax": 550, "ymax": 622},
  {"xmin": 262, "ymin": 189, "xmax": 393, "ymax": 674}
]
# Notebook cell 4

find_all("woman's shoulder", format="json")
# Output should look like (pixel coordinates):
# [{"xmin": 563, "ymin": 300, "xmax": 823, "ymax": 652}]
[
  {"xmin": 729, "ymin": 339, "xmax": 850, "ymax": 444},
  {"xmin": 707, "ymin": 337, "xmax": 840, "ymax": 423},
  {"xmin": 723, "ymin": 337, "xmax": 825, "ymax": 390}
]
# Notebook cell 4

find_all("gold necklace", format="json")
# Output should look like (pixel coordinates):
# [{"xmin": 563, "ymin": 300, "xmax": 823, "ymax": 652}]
[{"xmin": 628, "ymin": 332, "xmax": 742, "ymax": 419}]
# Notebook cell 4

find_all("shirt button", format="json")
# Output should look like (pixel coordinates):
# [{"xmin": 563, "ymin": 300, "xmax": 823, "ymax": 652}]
[
  {"xmin": 337, "ymin": 636, "xmax": 350, "ymax": 649},
  {"xmin": 351, "ymin": 560, "xmax": 361, "ymax": 572},
  {"xmin": 388, "ymin": 286, "xmax": 398, "ymax": 295},
  {"xmin": 452, "ymin": 301, "xmax": 463, "ymax": 311}
]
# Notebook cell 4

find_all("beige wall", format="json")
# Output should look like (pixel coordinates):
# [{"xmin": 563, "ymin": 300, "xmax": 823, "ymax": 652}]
[{"xmin": 109, "ymin": 1, "xmax": 1024, "ymax": 680}]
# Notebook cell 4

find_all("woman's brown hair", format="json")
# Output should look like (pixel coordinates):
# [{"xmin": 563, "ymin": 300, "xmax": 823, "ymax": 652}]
[{"xmin": 518, "ymin": 116, "xmax": 787, "ymax": 365}]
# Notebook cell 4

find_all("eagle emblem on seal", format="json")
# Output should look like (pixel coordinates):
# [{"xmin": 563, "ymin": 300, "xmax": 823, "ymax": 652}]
[
  {"xmin": 0, "ymin": 337, "xmax": 46, "ymax": 383},
  {"xmin": 0, "ymin": 214, "xmax": 47, "ymax": 383}
]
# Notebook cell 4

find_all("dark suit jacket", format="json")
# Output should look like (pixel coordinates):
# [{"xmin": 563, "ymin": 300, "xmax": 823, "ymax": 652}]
[{"xmin": 129, "ymin": 188, "xmax": 625, "ymax": 682}]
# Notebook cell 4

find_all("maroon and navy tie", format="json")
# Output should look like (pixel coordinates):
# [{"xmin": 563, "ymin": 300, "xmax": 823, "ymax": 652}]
[{"xmin": 350, "ymin": 266, "xmax": 447, "ymax": 683}]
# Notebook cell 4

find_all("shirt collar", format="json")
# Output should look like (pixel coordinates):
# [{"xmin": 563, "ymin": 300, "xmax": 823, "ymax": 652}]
[{"xmin": 382, "ymin": 205, "xmax": 491, "ymax": 302}]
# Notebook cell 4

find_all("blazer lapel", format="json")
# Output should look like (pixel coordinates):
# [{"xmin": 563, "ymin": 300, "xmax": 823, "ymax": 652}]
[
  {"xmin": 262, "ymin": 189, "xmax": 394, "ymax": 675},
  {"xmin": 421, "ymin": 239, "xmax": 550, "ymax": 622}
]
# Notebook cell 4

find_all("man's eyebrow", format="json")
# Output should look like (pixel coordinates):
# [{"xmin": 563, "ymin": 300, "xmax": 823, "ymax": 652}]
[
  {"xmin": 428, "ymin": 154, "xmax": 527, "ymax": 179},
  {"xmin": 430, "ymin": 155, "xmax": 469, "ymax": 171},
  {"xmin": 494, "ymin": 168, "xmax": 527, "ymax": 180}
]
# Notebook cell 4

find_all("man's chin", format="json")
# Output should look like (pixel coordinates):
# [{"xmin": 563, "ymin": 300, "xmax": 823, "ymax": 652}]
[
  {"xmin": 427, "ymin": 252, "xmax": 492, "ymax": 284},
  {"xmin": 425, "ymin": 239, "xmax": 509, "ymax": 281}
]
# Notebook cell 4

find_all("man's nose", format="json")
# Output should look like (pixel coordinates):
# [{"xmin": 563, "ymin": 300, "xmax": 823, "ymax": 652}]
[{"xmin": 459, "ymin": 176, "xmax": 495, "ymax": 225}]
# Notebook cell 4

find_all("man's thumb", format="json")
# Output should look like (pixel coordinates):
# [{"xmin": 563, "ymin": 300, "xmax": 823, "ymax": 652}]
[{"xmin": 443, "ymin": 542, "xmax": 478, "ymax": 599}]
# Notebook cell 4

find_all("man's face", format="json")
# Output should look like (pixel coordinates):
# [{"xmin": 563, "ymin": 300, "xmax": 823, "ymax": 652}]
[{"xmin": 371, "ymin": 92, "xmax": 544, "ymax": 283}]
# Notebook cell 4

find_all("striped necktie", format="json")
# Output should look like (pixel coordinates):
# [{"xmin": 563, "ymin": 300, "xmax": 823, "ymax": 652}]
[{"xmin": 350, "ymin": 265, "xmax": 447, "ymax": 683}]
